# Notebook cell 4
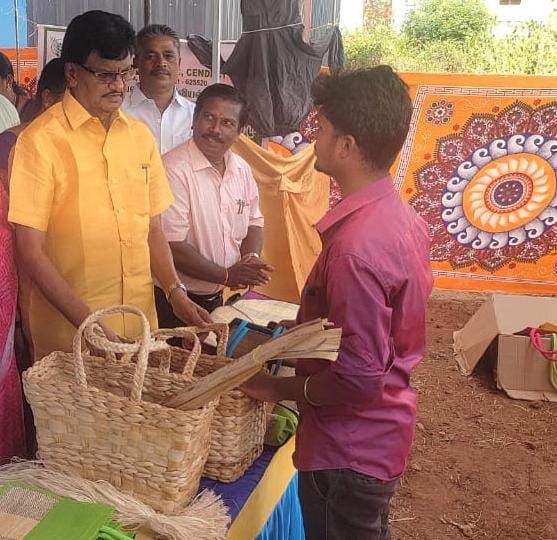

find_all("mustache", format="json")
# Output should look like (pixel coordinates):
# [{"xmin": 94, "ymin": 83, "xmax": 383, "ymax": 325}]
[
  {"xmin": 102, "ymin": 92, "xmax": 123, "ymax": 98},
  {"xmin": 202, "ymin": 134, "xmax": 224, "ymax": 143}
]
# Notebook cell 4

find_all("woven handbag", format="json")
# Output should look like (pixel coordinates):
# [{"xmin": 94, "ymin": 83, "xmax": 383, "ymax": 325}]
[
  {"xmin": 22, "ymin": 306, "xmax": 217, "ymax": 514},
  {"xmin": 152, "ymin": 324, "xmax": 266, "ymax": 483}
]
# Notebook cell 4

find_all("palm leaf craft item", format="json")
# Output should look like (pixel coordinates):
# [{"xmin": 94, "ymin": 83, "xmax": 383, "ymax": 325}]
[{"xmin": 163, "ymin": 319, "xmax": 342, "ymax": 411}]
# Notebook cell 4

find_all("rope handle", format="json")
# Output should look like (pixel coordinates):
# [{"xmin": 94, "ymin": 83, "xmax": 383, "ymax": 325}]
[
  {"xmin": 171, "ymin": 323, "xmax": 230, "ymax": 357},
  {"xmin": 73, "ymin": 305, "xmax": 168, "ymax": 402},
  {"xmin": 529, "ymin": 328, "xmax": 557, "ymax": 362},
  {"xmin": 152, "ymin": 327, "xmax": 202, "ymax": 378}
]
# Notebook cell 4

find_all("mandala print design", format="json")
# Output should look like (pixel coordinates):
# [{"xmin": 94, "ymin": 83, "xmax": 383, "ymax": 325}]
[
  {"xmin": 299, "ymin": 108, "xmax": 342, "ymax": 208},
  {"xmin": 426, "ymin": 100, "xmax": 454, "ymax": 125},
  {"xmin": 410, "ymin": 101, "xmax": 557, "ymax": 272},
  {"xmin": 300, "ymin": 108, "xmax": 319, "ymax": 143}
]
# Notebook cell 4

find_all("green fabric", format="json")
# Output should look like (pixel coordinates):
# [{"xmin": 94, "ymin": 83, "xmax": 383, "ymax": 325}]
[
  {"xmin": 98, "ymin": 524, "xmax": 136, "ymax": 540},
  {"xmin": 264, "ymin": 403, "xmax": 299, "ymax": 446},
  {"xmin": 0, "ymin": 481, "xmax": 133, "ymax": 540},
  {"xmin": 25, "ymin": 497, "xmax": 113, "ymax": 540}
]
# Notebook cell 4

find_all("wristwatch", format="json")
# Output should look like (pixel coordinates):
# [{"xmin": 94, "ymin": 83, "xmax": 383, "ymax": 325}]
[
  {"xmin": 165, "ymin": 281, "xmax": 187, "ymax": 301},
  {"xmin": 242, "ymin": 252, "xmax": 260, "ymax": 260}
]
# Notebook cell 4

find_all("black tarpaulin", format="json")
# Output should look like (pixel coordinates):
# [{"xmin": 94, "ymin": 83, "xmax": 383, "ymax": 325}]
[{"xmin": 187, "ymin": 0, "xmax": 344, "ymax": 137}]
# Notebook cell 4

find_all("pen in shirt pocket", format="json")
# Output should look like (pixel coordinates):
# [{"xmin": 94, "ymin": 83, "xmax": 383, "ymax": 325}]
[
  {"xmin": 236, "ymin": 199, "xmax": 247, "ymax": 214},
  {"xmin": 141, "ymin": 164, "xmax": 150, "ymax": 184}
]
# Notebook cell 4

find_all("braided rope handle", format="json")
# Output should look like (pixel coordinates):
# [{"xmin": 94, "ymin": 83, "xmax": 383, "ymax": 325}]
[
  {"xmin": 188, "ymin": 323, "xmax": 230, "ymax": 357},
  {"xmin": 152, "ymin": 327, "xmax": 202, "ymax": 378},
  {"xmin": 72, "ymin": 305, "xmax": 166, "ymax": 401}
]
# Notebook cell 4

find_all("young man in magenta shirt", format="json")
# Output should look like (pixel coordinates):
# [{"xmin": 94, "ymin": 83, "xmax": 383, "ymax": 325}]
[{"xmin": 242, "ymin": 67, "xmax": 433, "ymax": 539}]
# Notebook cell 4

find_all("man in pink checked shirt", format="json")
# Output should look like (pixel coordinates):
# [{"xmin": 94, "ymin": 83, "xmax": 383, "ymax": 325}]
[
  {"xmin": 242, "ymin": 67, "xmax": 433, "ymax": 539},
  {"xmin": 157, "ymin": 84, "xmax": 273, "ymax": 321}
]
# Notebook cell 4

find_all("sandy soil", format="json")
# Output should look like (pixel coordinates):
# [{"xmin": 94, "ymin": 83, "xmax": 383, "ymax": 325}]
[{"xmin": 391, "ymin": 290, "xmax": 557, "ymax": 540}]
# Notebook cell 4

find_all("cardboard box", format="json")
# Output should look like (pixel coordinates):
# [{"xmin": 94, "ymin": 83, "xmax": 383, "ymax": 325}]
[{"xmin": 453, "ymin": 294, "xmax": 557, "ymax": 402}]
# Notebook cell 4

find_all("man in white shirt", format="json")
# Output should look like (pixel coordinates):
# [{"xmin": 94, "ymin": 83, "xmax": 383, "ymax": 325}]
[
  {"xmin": 0, "ymin": 94, "xmax": 19, "ymax": 133},
  {"xmin": 159, "ymin": 84, "xmax": 274, "ymax": 320},
  {"xmin": 122, "ymin": 24, "xmax": 194, "ymax": 154}
]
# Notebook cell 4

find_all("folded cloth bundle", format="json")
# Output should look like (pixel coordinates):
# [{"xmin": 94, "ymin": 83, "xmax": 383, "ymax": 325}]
[{"xmin": 0, "ymin": 481, "xmax": 132, "ymax": 540}]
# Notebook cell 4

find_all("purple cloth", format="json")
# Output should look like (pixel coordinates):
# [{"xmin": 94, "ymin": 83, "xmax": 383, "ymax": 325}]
[
  {"xmin": 199, "ymin": 446, "xmax": 275, "ymax": 522},
  {"xmin": 0, "ymin": 130, "xmax": 17, "ymax": 191},
  {"xmin": 294, "ymin": 176, "xmax": 433, "ymax": 481}
]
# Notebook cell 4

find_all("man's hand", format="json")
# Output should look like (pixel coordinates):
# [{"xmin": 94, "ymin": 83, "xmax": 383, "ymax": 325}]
[
  {"xmin": 170, "ymin": 288, "xmax": 213, "ymax": 326},
  {"xmin": 277, "ymin": 319, "xmax": 297, "ymax": 330},
  {"xmin": 240, "ymin": 370, "xmax": 274, "ymax": 401},
  {"xmin": 227, "ymin": 260, "xmax": 274, "ymax": 289}
]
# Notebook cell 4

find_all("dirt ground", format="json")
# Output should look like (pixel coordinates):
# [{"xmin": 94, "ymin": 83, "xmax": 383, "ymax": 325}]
[{"xmin": 390, "ymin": 290, "xmax": 557, "ymax": 540}]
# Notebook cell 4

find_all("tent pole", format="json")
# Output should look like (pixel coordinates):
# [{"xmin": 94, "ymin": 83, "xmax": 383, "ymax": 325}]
[
  {"xmin": 211, "ymin": 0, "xmax": 222, "ymax": 84},
  {"xmin": 303, "ymin": 0, "xmax": 313, "ymax": 42},
  {"xmin": 13, "ymin": 0, "xmax": 21, "ymax": 83},
  {"xmin": 144, "ymin": 0, "xmax": 151, "ymax": 26}
]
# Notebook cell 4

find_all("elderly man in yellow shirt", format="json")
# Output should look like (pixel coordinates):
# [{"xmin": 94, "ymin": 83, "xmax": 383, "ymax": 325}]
[{"xmin": 9, "ymin": 10, "xmax": 211, "ymax": 361}]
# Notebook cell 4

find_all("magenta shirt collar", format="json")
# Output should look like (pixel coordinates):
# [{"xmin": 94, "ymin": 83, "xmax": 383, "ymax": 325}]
[{"xmin": 316, "ymin": 175, "xmax": 395, "ymax": 234}]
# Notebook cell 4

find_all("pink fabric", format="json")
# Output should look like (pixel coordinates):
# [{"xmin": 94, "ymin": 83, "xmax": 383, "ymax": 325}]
[
  {"xmin": 0, "ymin": 182, "xmax": 26, "ymax": 462},
  {"xmin": 294, "ymin": 176, "xmax": 433, "ymax": 481},
  {"xmin": 162, "ymin": 138, "xmax": 264, "ymax": 295}
]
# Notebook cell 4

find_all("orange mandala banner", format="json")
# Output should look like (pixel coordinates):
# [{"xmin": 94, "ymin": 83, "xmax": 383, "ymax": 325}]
[{"xmin": 394, "ymin": 73, "xmax": 557, "ymax": 295}]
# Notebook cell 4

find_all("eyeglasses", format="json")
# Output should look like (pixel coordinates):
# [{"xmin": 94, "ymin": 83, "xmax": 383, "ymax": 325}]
[{"xmin": 77, "ymin": 63, "xmax": 136, "ymax": 84}]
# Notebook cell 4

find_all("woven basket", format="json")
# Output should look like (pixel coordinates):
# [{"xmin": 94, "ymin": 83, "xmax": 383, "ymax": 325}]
[
  {"xmin": 152, "ymin": 324, "xmax": 266, "ymax": 483},
  {"xmin": 22, "ymin": 306, "xmax": 216, "ymax": 514}
]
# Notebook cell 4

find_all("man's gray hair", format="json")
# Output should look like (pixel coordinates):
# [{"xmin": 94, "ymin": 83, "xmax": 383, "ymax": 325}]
[{"xmin": 136, "ymin": 24, "xmax": 180, "ymax": 52}]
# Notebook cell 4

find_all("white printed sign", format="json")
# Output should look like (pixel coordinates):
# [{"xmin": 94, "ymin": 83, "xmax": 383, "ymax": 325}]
[{"xmin": 37, "ymin": 24, "xmax": 66, "ymax": 69}]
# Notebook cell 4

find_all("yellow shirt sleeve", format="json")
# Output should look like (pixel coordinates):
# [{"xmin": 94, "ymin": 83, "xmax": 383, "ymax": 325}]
[
  {"xmin": 147, "ymin": 136, "xmax": 174, "ymax": 218},
  {"xmin": 8, "ymin": 128, "xmax": 55, "ymax": 232}
]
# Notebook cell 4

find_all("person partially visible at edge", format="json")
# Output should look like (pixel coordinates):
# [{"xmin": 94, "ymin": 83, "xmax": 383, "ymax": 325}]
[
  {"xmin": 0, "ymin": 58, "xmax": 67, "ymax": 192},
  {"xmin": 158, "ymin": 83, "xmax": 273, "ymax": 320},
  {"xmin": 0, "ymin": 59, "xmax": 67, "ymax": 458},
  {"xmin": 121, "ymin": 24, "xmax": 194, "ymax": 155},
  {"xmin": 241, "ymin": 67, "xmax": 434, "ymax": 540},
  {"xmin": 0, "ymin": 52, "xmax": 30, "ymax": 115},
  {"xmin": 0, "ymin": 52, "xmax": 20, "ymax": 132},
  {"xmin": 8, "ymin": 10, "xmax": 212, "ymax": 362}
]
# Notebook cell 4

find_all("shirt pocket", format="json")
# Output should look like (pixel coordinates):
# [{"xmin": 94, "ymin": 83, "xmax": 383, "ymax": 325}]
[
  {"xmin": 231, "ymin": 201, "xmax": 250, "ymax": 243},
  {"xmin": 127, "ymin": 165, "xmax": 151, "ymax": 216}
]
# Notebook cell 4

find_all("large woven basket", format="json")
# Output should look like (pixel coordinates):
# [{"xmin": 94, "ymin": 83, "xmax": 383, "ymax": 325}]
[
  {"xmin": 23, "ymin": 306, "xmax": 216, "ymax": 514},
  {"xmin": 152, "ymin": 324, "xmax": 266, "ymax": 483}
]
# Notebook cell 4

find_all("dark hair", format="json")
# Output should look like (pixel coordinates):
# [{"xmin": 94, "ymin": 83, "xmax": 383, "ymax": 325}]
[
  {"xmin": 37, "ymin": 58, "xmax": 66, "ymax": 96},
  {"xmin": 194, "ymin": 84, "xmax": 249, "ymax": 130},
  {"xmin": 20, "ymin": 58, "xmax": 66, "ymax": 123},
  {"xmin": 311, "ymin": 66, "xmax": 413, "ymax": 170},
  {"xmin": 0, "ymin": 52, "xmax": 14, "ymax": 80},
  {"xmin": 136, "ymin": 24, "xmax": 180, "ymax": 53},
  {"xmin": 61, "ymin": 10, "xmax": 135, "ymax": 65}
]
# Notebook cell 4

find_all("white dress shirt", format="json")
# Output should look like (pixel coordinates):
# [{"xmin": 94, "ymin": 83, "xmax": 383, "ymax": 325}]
[
  {"xmin": 0, "ymin": 94, "xmax": 19, "ymax": 133},
  {"xmin": 122, "ymin": 85, "xmax": 195, "ymax": 154}
]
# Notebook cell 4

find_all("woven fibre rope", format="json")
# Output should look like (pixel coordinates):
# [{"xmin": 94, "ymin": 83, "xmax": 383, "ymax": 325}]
[
  {"xmin": 23, "ymin": 306, "xmax": 217, "ymax": 514},
  {"xmin": 0, "ymin": 487, "xmax": 57, "ymax": 521}
]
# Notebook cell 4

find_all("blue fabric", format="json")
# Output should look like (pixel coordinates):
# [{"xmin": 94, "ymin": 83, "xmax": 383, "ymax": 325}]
[
  {"xmin": 199, "ymin": 446, "xmax": 275, "ymax": 522},
  {"xmin": 256, "ymin": 473, "xmax": 305, "ymax": 540}
]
